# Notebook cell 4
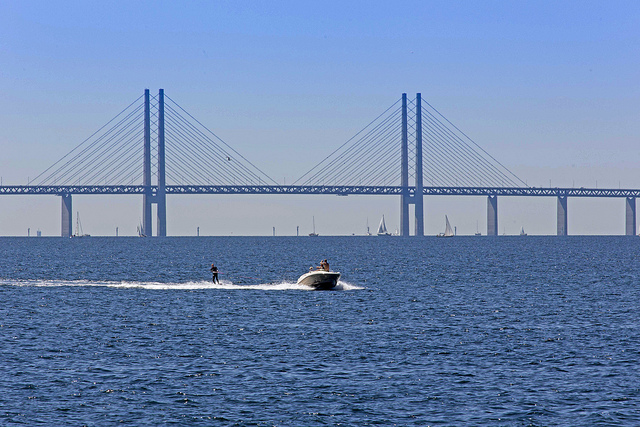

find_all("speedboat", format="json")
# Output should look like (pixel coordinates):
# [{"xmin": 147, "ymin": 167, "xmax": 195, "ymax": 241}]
[{"xmin": 297, "ymin": 270, "xmax": 341, "ymax": 290}]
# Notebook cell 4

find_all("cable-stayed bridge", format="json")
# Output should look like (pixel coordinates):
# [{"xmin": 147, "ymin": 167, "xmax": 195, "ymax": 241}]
[{"xmin": 1, "ymin": 90, "xmax": 638, "ymax": 237}]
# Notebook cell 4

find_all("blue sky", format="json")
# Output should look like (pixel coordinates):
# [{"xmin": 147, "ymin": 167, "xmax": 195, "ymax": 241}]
[{"xmin": 1, "ymin": 1, "xmax": 639, "ymax": 235}]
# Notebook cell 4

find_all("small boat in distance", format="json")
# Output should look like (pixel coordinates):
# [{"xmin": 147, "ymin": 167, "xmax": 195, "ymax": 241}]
[
  {"xmin": 520, "ymin": 227, "xmax": 527, "ymax": 236},
  {"xmin": 475, "ymin": 220, "xmax": 481, "ymax": 236},
  {"xmin": 71, "ymin": 212, "xmax": 90, "ymax": 238},
  {"xmin": 366, "ymin": 218, "xmax": 372, "ymax": 236},
  {"xmin": 377, "ymin": 215, "xmax": 392, "ymax": 236},
  {"xmin": 437, "ymin": 215, "xmax": 454, "ymax": 237},
  {"xmin": 297, "ymin": 269, "xmax": 341, "ymax": 290},
  {"xmin": 309, "ymin": 216, "xmax": 319, "ymax": 237}
]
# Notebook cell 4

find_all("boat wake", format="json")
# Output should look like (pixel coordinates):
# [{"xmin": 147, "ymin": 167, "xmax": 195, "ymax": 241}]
[{"xmin": 0, "ymin": 279, "xmax": 363, "ymax": 291}]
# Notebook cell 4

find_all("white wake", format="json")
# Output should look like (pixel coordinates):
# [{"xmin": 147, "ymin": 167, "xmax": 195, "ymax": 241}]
[{"xmin": 0, "ymin": 279, "xmax": 363, "ymax": 291}]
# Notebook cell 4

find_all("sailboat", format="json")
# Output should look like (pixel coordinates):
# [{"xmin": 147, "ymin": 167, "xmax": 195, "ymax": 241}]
[
  {"xmin": 72, "ymin": 212, "xmax": 90, "ymax": 238},
  {"xmin": 377, "ymin": 215, "xmax": 392, "ymax": 236},
  {"xmin": 366, "ymin": 218, "xmax": 372, "ymax": 236},
  {"xmin": 475, "ymin": 220, "xmax": 481, "ymax": 236},
  {"xmin": 437, "ymin": 215, "xmax": 454, "ymax": 237},
  {"xmin": 309, "ymin": 216, "xmax": 319, "ymax": 237},
  {"xmin": 520, "ymin": 227, "xmax": 527, "ymax": 236}
]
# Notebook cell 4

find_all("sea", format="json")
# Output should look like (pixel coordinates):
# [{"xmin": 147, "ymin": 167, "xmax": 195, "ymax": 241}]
[{"xmin": 1, "ymin": 236, "xmax": 639, "ymax": 426}]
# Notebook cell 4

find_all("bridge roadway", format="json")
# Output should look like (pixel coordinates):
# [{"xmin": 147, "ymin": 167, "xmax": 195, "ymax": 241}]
[
  {"xmin": 2, "ymin": 184, "xmax": 640, "ymax": 198},
  {"xmin": 1, "ymin": 185, "xmax": 637, "ymax": 236}
]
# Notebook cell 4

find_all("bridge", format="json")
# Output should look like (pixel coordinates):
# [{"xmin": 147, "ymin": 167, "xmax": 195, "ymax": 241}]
[{"xmin": 1, "ymin": 90, "xmax": 637, "ymax": 237}]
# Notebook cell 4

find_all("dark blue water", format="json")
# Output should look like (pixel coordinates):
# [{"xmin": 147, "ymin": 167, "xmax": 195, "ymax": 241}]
[{"xmin": 1, "ymin": 236, "xmax": 639, "ymax": 425}]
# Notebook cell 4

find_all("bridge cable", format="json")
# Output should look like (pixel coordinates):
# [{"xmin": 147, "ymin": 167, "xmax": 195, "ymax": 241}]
[
  {"xmin": 422, "ymin": 100, "xmax": 527, "ymax": 187},
  {"xmin": 165, "ymin": 95, "xmax": 279, "ymax": 185},
  {"xmin": 33, "ymin": 95, "xmax": 144, "ymax": 185},
  {"xmin": 292, "ymin": 98, "xmax": 402, "ymax": 185}
]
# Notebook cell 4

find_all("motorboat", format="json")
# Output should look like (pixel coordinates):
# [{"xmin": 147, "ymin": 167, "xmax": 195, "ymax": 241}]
[{"xmin": 297, "ymin": 270, "xmax": 341, "ymax": 290}]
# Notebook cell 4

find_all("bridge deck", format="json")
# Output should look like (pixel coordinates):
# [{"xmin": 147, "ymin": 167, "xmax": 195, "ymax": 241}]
[{"xmin": 1, "ymin": 185, "xmax": 639, "ymax": 198}]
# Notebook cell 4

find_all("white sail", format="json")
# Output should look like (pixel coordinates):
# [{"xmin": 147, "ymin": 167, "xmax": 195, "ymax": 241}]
[
  {"xmin": 309, "ymin": 216, "xmax": 318, "ymax": 236},
  {"xmin": 75, "ymin": 212, "xmax": 82, "ymax": 237},
  {"xmin": 73, "ymin": 212, "xmax": 90, "ymax": 237},
  {"xmin": 377, "ymin": 215, "xmax": 389, "ymax": 235},
  {"xmin": 444, "ymin": 215, "xmax": 454, "ymax": 237}
]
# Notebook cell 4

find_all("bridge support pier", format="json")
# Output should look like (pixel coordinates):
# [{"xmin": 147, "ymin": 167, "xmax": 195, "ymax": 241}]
[
  {"xmin": 626, "ymin": 197, "xmax": 636, "ymax": 236},
  {"xmin": 557, "ymin": 195, "xmax": 568, "ymax": 236},
  {"xmin": 487, "ymin": 195, "xmax": 498, "ymax": 236},
  {"xmin": 61, "ymin": 193, "xmax": 72, "ymax": 237}
]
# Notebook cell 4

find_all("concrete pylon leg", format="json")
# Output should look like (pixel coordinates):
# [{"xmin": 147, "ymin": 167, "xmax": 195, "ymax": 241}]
[
  {"xmin": 61, "ymin": 194, "xmax": 72, "ymax": 238},
  {"xmin": 157, "ymin": 89, "xmax": 167, "ymax": 237},
  {"xmin": 142, "ymin": 89, "xmax": 152, "ymax": 237},
  {"xmin": 487, "ymin": 195, "xmax": 498, "ymax": 236},
  {"xmin": 400, "ymin": 93, "xmax": 409, "ymax": 236},
  {"xmin": 414, "ymin": 93, "xmax": 424, "ymax": 236},
  {"xmin": 557, "ymin": 196, "xmax": 568, "ymax": 236},
  {"xmin": 626, "ymin": 197, "xmax": 636, "ymax": 236}
]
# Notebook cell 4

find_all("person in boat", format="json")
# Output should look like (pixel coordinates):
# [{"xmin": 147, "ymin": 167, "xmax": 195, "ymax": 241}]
[
  {"xmin": 210, "ymin": 263, "xmax": 219, "ymax": 284},
  {"xmin": 318, "ymin": 259, "xmax": 330, "ymax": 271}
]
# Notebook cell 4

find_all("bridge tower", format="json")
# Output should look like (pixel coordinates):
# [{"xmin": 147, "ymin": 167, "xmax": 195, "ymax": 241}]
[
  {"xmin": 400, "ymin": 94, "xmax": 410, "ymax": 236},
  {"xmin": 399, "ymin": 93, "xmax": 425, "ymax": 236},
  {"xmin": 141, "ymin": 89, "xmax": 167, "ymax": 237},
  {"xmin": 414, "ymin": 93, "xmax": 424, "ymax": 236},
  {"xmin": 157, "ymin": 89, "xmax": 167, "ymax": 237},
  {"xmin": 142, "ymin": 89, "xmax": 153, "ymax": 236}
]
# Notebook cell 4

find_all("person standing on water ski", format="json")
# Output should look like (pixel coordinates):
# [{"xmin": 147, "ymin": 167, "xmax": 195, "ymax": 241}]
[{"xmin": 210, "ymin": 263, "xmax": 219, "ymax": 283}]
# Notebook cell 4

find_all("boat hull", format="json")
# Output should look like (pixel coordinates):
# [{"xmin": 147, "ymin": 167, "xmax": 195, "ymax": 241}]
[{"xmin": 297, "ymin": 271, "xmax": 341, "ymax": 290}]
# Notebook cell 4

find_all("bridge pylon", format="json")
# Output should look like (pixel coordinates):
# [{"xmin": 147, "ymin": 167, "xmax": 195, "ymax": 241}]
[
  {"xmin": 141, "ymin": 89, "xmax": 167, "ymax": 237},
  {"xmin": 157, "ymin": 89, "xmax": 167, "ymax": 237},
  {"xmin": 400, "ymin": 93, "xmax": 425, "ymax": 236},
  {"xmin": 414, "ymin": 93, "xmax": 424, "ymax": 236},
  {"xmin": 400, "ymin": 93, "xmax": 410, "ymax": 236},
  {"xmin": 142, "ymin": 89, "xmax": 153, "ymax": 237}
]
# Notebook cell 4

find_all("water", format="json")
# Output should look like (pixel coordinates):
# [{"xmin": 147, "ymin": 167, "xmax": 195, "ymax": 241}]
[{"xmin": 1, "ymin": 236, "xmax": 639, "ymax": 426}]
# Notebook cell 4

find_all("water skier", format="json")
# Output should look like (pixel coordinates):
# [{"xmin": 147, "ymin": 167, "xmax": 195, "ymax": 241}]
[{"xmin": 210, "ymin": 263, "xmax": 219, "ymax": 284}]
